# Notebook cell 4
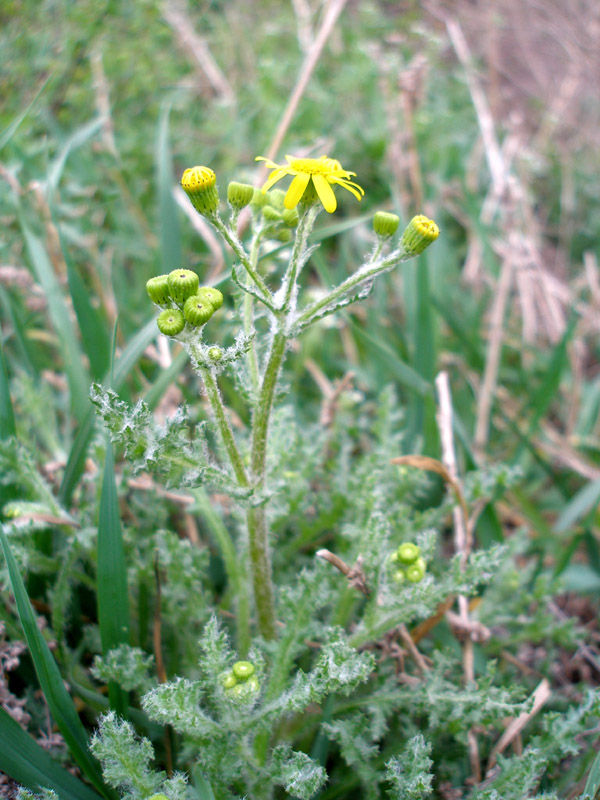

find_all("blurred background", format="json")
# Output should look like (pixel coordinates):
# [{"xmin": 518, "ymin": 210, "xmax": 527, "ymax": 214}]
[{"xmin": 1, "ymin": 0, "xmax": 600, "ymax": 595}]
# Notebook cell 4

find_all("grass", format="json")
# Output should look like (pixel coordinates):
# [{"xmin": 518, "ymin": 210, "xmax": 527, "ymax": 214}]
[{"xmin": 0, "ymin": 0, "xmax": 599, "ymax": 797}]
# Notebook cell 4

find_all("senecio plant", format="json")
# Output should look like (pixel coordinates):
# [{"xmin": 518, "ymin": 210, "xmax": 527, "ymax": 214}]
[{"xmin": 81, "ymin": 154, "xmax": 597, "ymax": 800}]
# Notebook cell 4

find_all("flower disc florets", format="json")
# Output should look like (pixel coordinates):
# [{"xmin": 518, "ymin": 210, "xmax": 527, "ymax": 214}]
[
  {"xmin": 181, "ymin": 166, "xmax": 219, "ymax": 216},
  {"xmin": 256, "ymin": 153, "xmax": 364, "ymax": 214},
  {"xmin": 400, "ymin": 215, "xmax": 440, "ymax": 255}
]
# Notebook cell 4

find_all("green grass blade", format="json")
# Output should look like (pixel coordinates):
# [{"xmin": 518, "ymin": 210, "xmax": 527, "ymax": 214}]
[
  {"xmin": 97, "ymin": 443, "xmax": 130, "ymax": 714},
  {"xmin": 46, "ymin": 117, "xmax": 104, "ymax": 194},
  {"xmin": 156, "ymin": 102, "xmax": 181, "ymax": 271},
  {"xmin": 0, "ymin": 76, "xmax": 50, "ymax": 152},
  {"xmin": 585, "ymin": 738, "xmax": 600, "ymax": 799},
  {"xmin": 20, "ymin": 217, "xmax": 90, "ymax": 424},
  {"xmin": 553, "ymin": 478, "xmax": 600, "ymax": 535},
  {"xmin": 0, "ymin": 705, "xmax": 101, "ymax": 800},
  {"xmin": 61, "ymin": 229, "xmax": 110, "ymax": 379},
  {"xmin": 0, "ymin": 524, "xmax": 109, "ymax": 797},
  {"xmin": 0, "ymin": 338, "xmax": 16, "ymax": 440}
]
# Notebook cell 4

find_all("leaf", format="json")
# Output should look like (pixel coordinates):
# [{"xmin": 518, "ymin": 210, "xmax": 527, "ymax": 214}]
[
  {"xmin": 20, "ymin": 218, "xmax": 90, "ymax": 424},
  {"xmin": 0, "ymin": 705, "xmax": 100, "ymax": 800},
  {"xmin": 97, "ymin": 443, "xmax": 131, "ymax": 714},
  {"xmin": 0, "ymin": 337, "xmax": 16, "ymax": 440},
  {"xmin": 0, "ymin": 524, "xmax": 109, "ymax": 797},
  {"xmin": 61, "ymin": 229, "xmax": 110, "ymax": 379},
  {"xmin": 553, "ymin": 478, "xmax": 600, "ymax": 535},
  {"xmin": 584, "ymin": 743, "xmax": 600, "ymax": 799},
  {"xmin": 58, "ymin": 318, "xmax": 159, "ymax": 506}
]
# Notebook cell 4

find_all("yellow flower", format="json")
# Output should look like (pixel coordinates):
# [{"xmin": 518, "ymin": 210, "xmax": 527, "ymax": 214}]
[{"xmin": 255, "ymin": 154, "xmax": 364, "ymax": 214}]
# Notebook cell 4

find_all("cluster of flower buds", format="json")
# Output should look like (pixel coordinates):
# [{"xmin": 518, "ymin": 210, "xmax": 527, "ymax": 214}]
[
  {"xmin": 246, "ymin": 187, "xmax": 298, "ymax": 242},
  {"xmin": 373, "ymin": 211, "xmax": 439, "ymax": 255},
  {"xmin": 221, "ymin": 660, "xmax": 260, "ymax": 700},
  {"xmin": 389, "ymin": 542, "xmax": 427, "ymax": 584},
  {"xmin": 146, "ymin": 268, "xmax": 223, "ymax": 336}
]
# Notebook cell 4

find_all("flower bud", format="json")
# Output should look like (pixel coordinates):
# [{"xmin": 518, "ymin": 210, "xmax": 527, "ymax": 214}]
[
  {"xmin": 250, "ymin": 188, "xmax": 268, "ymax": 209},
  {"xmin": 232, "ymin": 660, "xmax": 255, "ymax": 681},
  {"xmin": 262, "ymin": 205, "xmax": 282, "ymax": 223},
  {"xmin": 208, "ymin": 346, "xmax": 223, "ymax": 361},
  {"xmin": 148, "ymin": 795, "xmax": 169, "ymax": 800},
  {"xmin": 275, "ymin": 229, "xmax": 292, "ymax": 243},
  {"xmin": 405, "ymin": 557, "xmax": 427, "ymax": 583},
  {"xmin": 396, "ymin": 542, "xmax": 420, "ymax": 566},
  {"xmin": 281, "ymin": 208, "xmax": 299, "ymax": 227},
  {"xmin": 168, "ymin": 269, "xmax": 199, "ymax": 303},
  {"xmin": 183, "ymin": 295, "xmax": 215, "ymax": 327},
  {"xmin": 197, "ymin": 286, "xmax": 224, "ymax": 310},
  {"xmin": 146, "ymin": 275, "xmax": 171, "ymax": 305},
  {"xmin": 221, "ymin": 671, "xmax": 238, "ymax": 690},
  {"xmin": 373, "ymin": 211, "xmax": 400, "ymax": 239},
  {"xmin": 267, "ymin": 189, "xmax": 286, "ymax": 210},
  {"xmin": 157, "ymin": 308, "xmax": 185, "ymax": 337},
  {"xmin": 392, "ymin": 569, "xmax": 406, "ymax": 584},
  {"xmin": 400, "ymin": 215, "xmax": 440, "ymax": 255},
  {"xmin": 227, "ymin": 181, "xmax": 255, "ymax": 210},
  {"xmin": 181, "ymin": 166, "xmax": 219, "ymax": 216}
]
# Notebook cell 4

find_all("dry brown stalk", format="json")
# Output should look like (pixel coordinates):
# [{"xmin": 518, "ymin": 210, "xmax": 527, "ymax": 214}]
[{"xmin": 161, "ymin": 2, "xmax": 234, "ymax": 104}]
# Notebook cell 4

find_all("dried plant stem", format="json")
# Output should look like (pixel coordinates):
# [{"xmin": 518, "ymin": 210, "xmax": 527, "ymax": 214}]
[{"xmin": 435, "ymin": 371, "xmax": 480, "ymax": 783}]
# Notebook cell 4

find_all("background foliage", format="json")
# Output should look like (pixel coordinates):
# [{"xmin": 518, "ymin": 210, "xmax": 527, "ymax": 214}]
[{"xmin": 1, "ymin": 0, "xmax": 600, "ymax": 798}]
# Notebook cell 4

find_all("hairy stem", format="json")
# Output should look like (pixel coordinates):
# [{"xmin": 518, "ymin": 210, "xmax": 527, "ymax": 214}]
[
  {"xmin": 244, "ymin": 232, "xmax": 262, "ymax": 393},
  {"xmin": 200, "ymin": 365, "xmax": 249, "ymax": 489},
  {"xmin": 245, "ymin": 330, "xmax": 288, "ymax": 640},
  {"xmin": 211, "ymin": 215, "xmax": 272, "ymax": 301}
]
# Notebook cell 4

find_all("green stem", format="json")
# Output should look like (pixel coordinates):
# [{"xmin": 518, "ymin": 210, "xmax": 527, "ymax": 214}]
[
  {"xmin": 200, "ymin": 366, "xmax": 249, "ymax": 489},
  {"xmin": 282, "ymin": 205, "xmax": 318, "ymax": 311},
  {"xmin": 245, "ymin": 330, "xmax": 288, "ymax": 641},
  {"xmin": 211, "ymin": 215, "xmax": 272, "ymax": 301},
  {"xmin": 294, "ymin": 245, "xmax": 412, "ymax": 328},
  {"xmin": 193, "ymin": 488, "xmax": 251, "ymax": 656},
  {"xmin": 244, "ymin": 232, "xmax": 262, "ymax": 394}
]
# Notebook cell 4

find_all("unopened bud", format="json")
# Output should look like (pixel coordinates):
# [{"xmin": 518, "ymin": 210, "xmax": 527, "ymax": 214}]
[
  {"xmin": 146, "ymin": 275, "xmax": 171, "ymax": 305},
  {"xmin": 157, "ymin": 308, "xmax": 185, "ymax": 337},
  {"xmin": 197, "ymin": 286, "xmax": 224, "ymax": 310},
  {"xmin": 181, "ymin": 166, "xmax": 219, "ymax": 216},
  {"xmin": 227, "ymin": 181, "xmax": 255, "ymax": 210},
  {"xmin": 396, "ymin": 543, "xmax": 420, "ymax": 566},
  {"xmin": 183, "ymin": 295, "xmax": 215, "ymax": 327},
  {"xmin": 373, "ymin": 211, "xmax": 400, "ymax": 239},
  {"xmin": 400, "ymin": 215, "xmax": 440, "ymax": 255},
  {"xmin": 168, "ymin": 269, "xmax": 199, "ymax": 303}
]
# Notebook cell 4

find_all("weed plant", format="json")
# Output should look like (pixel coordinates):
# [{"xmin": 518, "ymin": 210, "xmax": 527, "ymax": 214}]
[{"xmin": 1, "ymin": 2, "xmax": 600, "ymax": 800}]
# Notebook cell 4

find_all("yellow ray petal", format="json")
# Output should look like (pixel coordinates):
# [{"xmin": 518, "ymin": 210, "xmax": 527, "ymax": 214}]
[
  {"xmin": 284, "ymin": 172, "xmax": 310, "ymax": 209},
  {"xmin": 329, "ymin": 177, "xmax": 365, "ymax": 201},
  {"xmin": 261, "ymin": 168, "xmax": 291, "ymax": 193},
  {"xmin": 255, "ymin": 156, "xmax": 281, "ymax": 169},
  {"xmin": 312, "ymin": 173, "xmax": 337, "ymax": 213}
]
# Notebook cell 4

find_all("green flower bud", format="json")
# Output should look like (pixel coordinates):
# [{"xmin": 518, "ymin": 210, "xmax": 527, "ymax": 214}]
[
  {"xmin": 197, "ymin": 286, "xmax": 223, "ymax": 310},
  {"xmin": 146, "ymin": 275, "xmax": 171, "ymax": 305},
  {"xmin": 262, "ymin": 205, "xmax": 282, "ymax": 223},
  {"xmin": 396, "ymin": 543, "xmax": 421, "ymax": 566},
  {"xmin": 221, "ymin": 671, "xmax": 238, "ymax": 690},
  {"xmin": 400, "ymin": 215, "xmax": 440, "ymax": 255},
  {"xmin": 373, "ymin": 211, "xmax": 400, "ymax": 239},
  {"xmin": 227, "ymin": 181, "xmax": 255, "ymax": 210},
  {"xmin": 168, "ymin": 269, "xmax": 199, "ymax": 303},
  {"xmin": 148, "ymin": 794, "xmax": 169, "ymax": 800},
  {"xmin": 392, "ymin": 569, "xmax": 406, "ymax": 584},
  {"xmin": 389, "ymin": 551, "xmax": 399, "ymax": 564},
  {"xmin": 157, "ymin": 308, "xmax": 185, "ymax": 337},
  {"xmin": 208, "ymin": 346, "xmax": 223, "ymax": 361},
  {"xmin": 183, "ymin": 295, "xmax": 215, "ymax": 327},
  {"xmin": 275, "ymin": 229, "xmax": 292, "ymax": 243},
  {"xmin": 232, "ymin": 660, "xmax": 255, "ymax": 681},
  {"xmin": 181, "ymin": 166, "xmax": 220, "ymax": 216},
  {"xmin": 246, "ymin": 675, "xmax": 260, "ymax": 693},
  {"xmin": 250, "ymin": 188, "xmax": 268, "ymax": 209},
  {"xmin": 405, "ymin": 557, "xmax": 427, "ymax": 583},
  {"xmin": 281, "ymin": 207, "xmax": 299, "ymax": 227},
  {"xmin": 267, "ymin": 189, "xmax": 286, "ymax": 210}
]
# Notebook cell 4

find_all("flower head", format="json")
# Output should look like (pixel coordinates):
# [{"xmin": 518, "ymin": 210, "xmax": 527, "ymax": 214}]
[
  {"xmin": 255, "ymin": 154, "xmax": 364, "ymax": 214},
  {"xmin": 181, "ymin": 166, "xmax": 219, "ymax": 216}
]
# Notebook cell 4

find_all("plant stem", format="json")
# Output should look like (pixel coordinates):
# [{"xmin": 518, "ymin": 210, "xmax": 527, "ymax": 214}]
[
  {"xmin": 245, "ymin": 329, "xmax": 288, "ymax": 641},
  {"xmin": 282, "ymin": 205, "xmax": 318, "ymax": 311},
  {"xmin": 294, "ymin": 245, "xmax": 412, "ymax": 328},
  {"xmin": 200, "ymin": 365, "xmax": 249, "ymax": 489},
  {"xmin": 211, "ymin": 215, "xmax": 272, "ymax": 302},
  {"xmin": 244, "ymin": 232, "xmax": 262, "ymax": 394}
]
